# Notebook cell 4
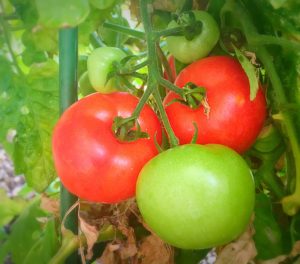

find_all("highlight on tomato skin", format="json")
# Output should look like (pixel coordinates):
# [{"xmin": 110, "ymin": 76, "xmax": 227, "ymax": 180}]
[
  {"xmin": 164, "ymin": 55, "xmax": 267, "ymax": 153},
  {"xmin": 52, "ymin": 92, "xmax": 162, "ymax": 203}
]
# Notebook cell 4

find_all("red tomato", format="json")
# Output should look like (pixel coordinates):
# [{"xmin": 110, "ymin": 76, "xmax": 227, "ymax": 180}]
[
  {"xmin": 164, "ymin": 56, "xmax": 267, "ymax": 153},
  {"xmin": 163, "ymin": 55, "xmax": 177, "ymax": 82},
  {"xmin": 52, "ymin": 92, "xmax": 161, "ymax": 203}
]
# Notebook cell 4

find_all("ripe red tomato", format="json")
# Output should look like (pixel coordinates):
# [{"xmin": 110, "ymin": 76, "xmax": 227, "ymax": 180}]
[
  {"xmin": 164, "ymin": 56, "xmax": 267, "ymax": 153},
  {"xmin": 52, "ymin": 92, "xmax": 161, "ymax": 203}
]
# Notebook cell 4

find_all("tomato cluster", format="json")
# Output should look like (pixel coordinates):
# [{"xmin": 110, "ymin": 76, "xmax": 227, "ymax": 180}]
[{"xmin": 52, "ymin": 9, "xmax": 267, "ymax": 250}]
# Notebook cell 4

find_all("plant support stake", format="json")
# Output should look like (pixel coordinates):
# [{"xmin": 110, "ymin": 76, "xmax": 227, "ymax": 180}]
[{"xmin": 59, "ymin": 28, "xmax": 80, "ymax": 264}]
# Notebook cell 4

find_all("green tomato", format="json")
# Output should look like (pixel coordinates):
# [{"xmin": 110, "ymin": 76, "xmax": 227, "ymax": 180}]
[
  {"xmin": 136, "ymin": 144, "xmax": 254, "ymax": 249},
  {"xmin": 166, "ymin": 11, "xmax": 220, "ymax": 64},
  {"xmin": 87, "ymin": 47, "xmax": 126, "ymax": 93},
  {"xmin": 98, "ymin": 16, "xmax": 130, "ymax": 47},
  {"xmin": 78, "ymin": 71, "xmax": 95, "ymax": 96}
]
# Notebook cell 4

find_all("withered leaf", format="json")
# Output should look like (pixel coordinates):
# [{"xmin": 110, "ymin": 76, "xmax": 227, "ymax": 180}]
[
  {"xmin": 216, "ymin": 220, "xmax": 257, "ymax": 264},
  {"xmin": 40, "ymin": 193, "xmax": 59, "ymax": 216},
  {"xmin": 79, "ymin": 214, "xmax": 100, "ymax": 260},
  {"xmin": 138, "ymin": 234, "xmax": 174, "ymax": 264}
]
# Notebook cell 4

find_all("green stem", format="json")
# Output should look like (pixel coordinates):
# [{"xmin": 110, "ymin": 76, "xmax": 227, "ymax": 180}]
[
  {"xmin": 153, "ymin": 26, "xmax": 185, "ymax": 39},
  {"xmin": 0, "ymin": 0, "xmax": 23, "ymax": 75},
  {"xmin": 153, "ymin": 88, "xmax": 179, "ymax": 147},
  {"xmin": 59, "ymin": 28, "xmax": 80, "ymax": 263},
  {"xmin": 156, "ymin": 44, "xmax": 175, "ymax": 83},
  {"xmin": 159, "ymin": 77, "xmax": 184, "ymax": 95},
  {"xmin": 102, "ymin": 21, "xmax": 145, "ymax": 39},
  {"xmin": 49, "ymin": 231, "xmax": 80, "ymax": 264},
  {"xmin": 224, "ymin": 0, "xmax": 300, "ymax": 216},
  {"xmin": 127, "ymin": 59, "xmax": 149, "ymax": 72},
  {"xmin": 90, "ymin": 32, "xmax": 106, "ymax": 48},
  {"xmin": 249, "ymin": 34, "xmax": 300, "ymax": 50},
  {"xmin": 139, "ymin": 0, "xmax": 179, "ymax": 147}
]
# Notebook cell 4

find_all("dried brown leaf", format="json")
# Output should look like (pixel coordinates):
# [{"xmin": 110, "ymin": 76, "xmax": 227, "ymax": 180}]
[
  {"xmin": 258, "ymin": 255, "xmax": 286, "ymax": 264},
  {"xmin": 291, "ymin": 241, "xmax": 300, "ymax": 257},
  {"xmin": 79, "ymin": 214, "xmax": 100, "ymax": 260},
  {"xmin": 138, "ymin": 234, "xmax": 174, "ymax": 264},
  {"xmin": 100, "ymin": 243, "xmax": 121, "ymax": 264},
  {"xmin": 216, "ymin": 220, "xmax": 257, "ymax": 264},
  {"xmin": 40, "ymin": 194, "xmax": 59, "ymax": 216},
  {"xmin": 118, "ymin": 226, "xmax": 138, "ymax": 259}
]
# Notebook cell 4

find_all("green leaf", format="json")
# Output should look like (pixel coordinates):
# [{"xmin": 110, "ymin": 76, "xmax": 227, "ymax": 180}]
[
  {"xmin": 0, "ymin": 57, "xmax": 26, "ymax": 155},
  {"xmin": 0, "ymin": 56, "xmax": 59, "ymax": 192},
  {"xmin": 12, "ymin": 60, "xmax": 59, "ymax": 192},
  {"xmin": 253, "ymin": 193, "xmax": 284, "ymax": 260},
  {"xmin": 234, "ymin": 47, "xmax": 259, "ymax": 101},
  {"xmin": 10, "ymin": 0, "xmax": 39, "ymax": 27},
  {"xmin": 0, "ymin": 189, "xmax": 28, "ymax": 226},
  {"xmin": 33, "ymin": 28, "xmax": 58, "ymax": 52},
  {"xmin": 35, "ymin": 0, "xmax": 90, "ymax": 28},
  {"xmin": 23, "ymin": 219, "xmax": 59, "ymax": 264},
  {"xmin": 22, "ymin": 48, "xmax": 47, "ymax": 66},
  {"xmin": 78, "ymin": 6, "xmax": 110, "ymax": 46},
  {"xmin": 0, "ymin": 199, "xmax": 59, "ymax": 264}
]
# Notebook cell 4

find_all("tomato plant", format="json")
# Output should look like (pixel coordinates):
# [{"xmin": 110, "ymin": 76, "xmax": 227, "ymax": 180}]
[
  {"xmin": 166, "ymin": 10, "xmax": 220, "ymax": 64},
  {"xmin": 137, "ymin": 144, "xmax": 255, "ymax": 249},
  {"xmin": 164, "ymin": 56, "xmax": 267, "ymax": 153},
  {"xmin": 52, "ymin": 92, "xmax": 162, "ymax": 203},
  {"xmin": 87, "ymin": 47, "xmax": 126, "ymax": 93}
]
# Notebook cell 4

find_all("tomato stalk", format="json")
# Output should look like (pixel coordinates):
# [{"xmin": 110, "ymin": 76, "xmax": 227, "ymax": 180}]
[
  {"xmin": 248, "ymin": 34, "xmax": 300, "ymax": 51},
  {"xmin": 102, "ymin": 21, "xmax": 145, "ymax": 39},
  {"xmin": 156, "ymin": 45, "xmax": 176, "ymax": 83},
  {"xmin": 222, "ymin": 0, "xmax": 300, "ymax": 216},
  {"xmin": 139, "ymin": 0, "xmax": 179, "ymax": 147},
  {"xmin": 49, "ymin": 226, "xmax": 116, "ymax": 264},
  {"xmin": 90, "ymin": 32, "xmax": 106, "ymax": 48}
]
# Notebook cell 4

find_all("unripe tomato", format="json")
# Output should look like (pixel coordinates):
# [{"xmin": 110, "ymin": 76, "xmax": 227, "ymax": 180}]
[
  {"xmin": 52, "ymin": 92, "xmax": 162, "ymax": 203},
  {"xmin": 87, "ymin": 47, "xmax": 126, "ymax": 93},
  {"xmin": 164, "ymin": 56, "xmax": 267, "ymax": 153},
  {"xmin": 166, "ymin": 11, "xmax": 220, "ymax": 64},
  {"xmin": 136, "ymin": 144, "xmax": 255, "ymax": 249}
]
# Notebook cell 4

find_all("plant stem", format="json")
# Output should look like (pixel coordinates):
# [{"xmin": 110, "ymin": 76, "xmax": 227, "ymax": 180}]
[
  {"xmin": 224, "ymin": 0, "xmax": 300, "ymax": 215},
  {"xmin": 159, "ymin": 77, "xmax": 184, "ymax": 95},
  {"xmin": 49, "ymin": 231, "xmax": 80, "ymax": 264},
  {"xmin": 90, "ymin": 32, "xmax": 106, "ymax": 48},
  {"xmin": 139, "ymin": 0, "xmax": 179, "ymax": 147},
  {"xmin": 249, "ymin": 34, "xmax": 300, "ymax": 51},
  {"xmin": 153, "ymin": 26, "xmax": 185, "ymax": 39},
  {"xmin": 156, "ymin": 44, "xmax": 175, "ymax": 83},
  {"xmin": 102, "ymin": 21, "xmax": 145, "ymax": 39},
  {"xmin": 0, "ymin": 0, "xmax": 23, "ymax": 75}
]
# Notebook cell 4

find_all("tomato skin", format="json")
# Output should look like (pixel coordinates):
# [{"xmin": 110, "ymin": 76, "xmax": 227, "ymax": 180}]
[
  {"xmin": 164, "ymin": 56, "xmax": 267, "ymax": 153},
  {"xmin": 52, "ymin": 92, "xmax": 162, "ymax": 203},
  {"xmin": 87, "ymin": 47, "xmax": 126, "ymax": 93},
  {"xmin": 136, "ymin": 144, "xmax": 255, "ymax": 249},
  {"xmin": 166, "ymin": 11, "xmax": 220, "ymax": 64}
]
